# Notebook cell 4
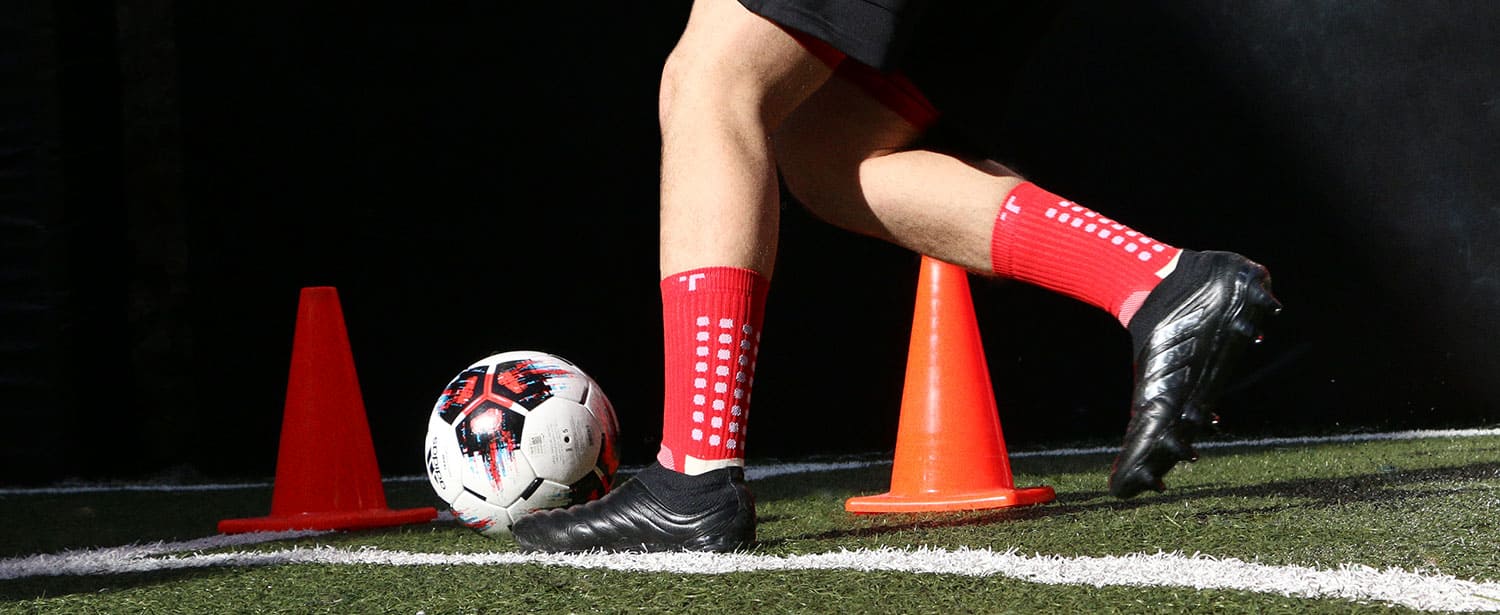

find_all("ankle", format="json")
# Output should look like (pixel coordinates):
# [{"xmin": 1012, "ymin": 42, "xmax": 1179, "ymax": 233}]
[
  {"xmin": 633, "ymin": 462, "xmax": 742, "ymax": 514},
  {"xmin": 1126, "ymin": 249, "xmax": 1212, "ymax": 357}
]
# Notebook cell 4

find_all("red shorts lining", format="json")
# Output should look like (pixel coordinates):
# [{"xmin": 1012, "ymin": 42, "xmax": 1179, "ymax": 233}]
[{"xmin": 783, "ymin": 28, "xmax": 941, "ymax": 130}]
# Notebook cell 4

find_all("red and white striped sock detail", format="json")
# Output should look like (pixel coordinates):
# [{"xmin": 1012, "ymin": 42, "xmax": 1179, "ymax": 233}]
[
  {"xmin": 990, "ymin": 182, "xmax": 1183, "ymax": 327},
  {"xmin": 657, "ymin": 267, "xmax": 768, "ymax": 476}
]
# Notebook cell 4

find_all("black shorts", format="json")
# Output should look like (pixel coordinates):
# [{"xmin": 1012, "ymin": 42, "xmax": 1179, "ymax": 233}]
[
  {"xmin": 740, "ymin": 0, "xmax": 1059, "ymax": 147},
  {"xmin": 736, "ymin": 0, "xmax": 934, "ymax": 71}
]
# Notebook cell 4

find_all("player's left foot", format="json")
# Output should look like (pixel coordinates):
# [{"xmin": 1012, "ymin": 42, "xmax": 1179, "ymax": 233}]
[
  {"xmin": 1109, "ymin": 250, "xmax": 1281, "ymax": 499},
  {"xmin": 510, "ymin": 463, "xmax": 755, "ymax": 553}
]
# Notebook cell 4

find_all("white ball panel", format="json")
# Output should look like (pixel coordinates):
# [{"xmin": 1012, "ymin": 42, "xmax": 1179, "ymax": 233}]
[
  {"xmin": 449, "ymin": 489, "xmax": 513, "ymax": 537},
  {"xmin": 465, "ymin": 441, "xmax": 537, "ymax": 509},
  {"xmin": 584, "ymin": 379, "xmax": 620, "ymax": 435},
  {"xmin": 520, "ymin": 397, "xmax": 602, "ymax": 484},
  {"xmin": 509, "ymin": 479, "xmax": 574, "ymax": 518},
  {"xmin": 583, "ymin": 378, "xmax": 620, "ymax": 475},
  {"xmin": 423, "ymin": 412, "xmax": 464, "ymax": 504},
  {"xmin": 467, "ymin": 349, "xmax": 553, "ymax": 371}
]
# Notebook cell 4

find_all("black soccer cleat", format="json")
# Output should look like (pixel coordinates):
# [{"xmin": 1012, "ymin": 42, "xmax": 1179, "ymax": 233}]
[
  {"xmin": 1109, "ymin": 251, "xmax": 1282, "ymax": 499},
  {"xmin": 510, "ymin": 465, "xmax": 755, "ymax": 553}
]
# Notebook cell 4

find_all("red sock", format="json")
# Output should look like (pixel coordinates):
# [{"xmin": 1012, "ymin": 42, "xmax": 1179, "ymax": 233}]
[
  {"xmin": 657, "ymin": 267, "xmax": 769, "ymax": 475},
  {"xmin": 991, "ymin": 182, "xmax": 1183, "ymax": 327}
]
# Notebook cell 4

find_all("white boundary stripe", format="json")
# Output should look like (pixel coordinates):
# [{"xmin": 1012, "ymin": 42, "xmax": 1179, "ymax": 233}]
[
  {"xmin": 3, "ymin": 428, "xmax": 1496, "ymax": 495},
  {"xmin": 2, "ymin": 542, "xmax": 1497, "ymax": 612},
  {"xmin": 0, "ymin": 531, "xmax": 326, "ymax": 580},
  {"xmin": 1009, "ymin": 427, "xmax": 1500, "ymax": 460},
  {"xmin": 0, "ymin": 482, "xmax": 274, "ymax": 496},
  {"xmin": 747, "ymin": 427, "xmax": 1500, "ymax": 480},
  {"xmin": 747, "ymin": 461, "xmax": 884, "ymax": 480}
]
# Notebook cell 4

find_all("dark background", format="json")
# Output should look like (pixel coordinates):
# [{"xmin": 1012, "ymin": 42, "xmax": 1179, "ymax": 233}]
[{"xmin": 3, "ymin": 1, "xmax": 1496, "ymax": 484}]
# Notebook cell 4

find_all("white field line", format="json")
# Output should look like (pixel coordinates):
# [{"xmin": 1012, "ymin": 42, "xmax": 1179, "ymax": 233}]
[
  {"xmin": 2, "ymin": 540, "xmax": 1497, "ymax": 612},
  {"xmin": 3, "ymin": 427, "xmax": 1497, "ymax": 495},
  {"xmin": 747, "ymin": 427, "xmax": 1500, "ymax": 480},
  {"xmin": 0, "ymin": 531, "xmax": 326, "ymax": 580}
]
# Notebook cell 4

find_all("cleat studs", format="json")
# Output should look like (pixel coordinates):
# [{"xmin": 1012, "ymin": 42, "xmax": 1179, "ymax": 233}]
[
  {"xmin": 1246, "ymin": 283, "xmax": 1282, "ymax": 313},
  {"xmin": 1162, "ymin": 435, "xmax": 1198, "ymax": 462},
  {"xmin": 1178, "ymin": 441, "xmax": 1200, "ymax": 463}
]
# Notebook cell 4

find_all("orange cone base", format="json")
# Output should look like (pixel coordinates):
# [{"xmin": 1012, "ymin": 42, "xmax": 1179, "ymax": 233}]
[
  {"xmin": 846, "ymin": 485, "xmax": 1055, "ymax": 514},
  {"xmin": 218, "ymin": 506, "xmax": 437, "ymax": 534}
]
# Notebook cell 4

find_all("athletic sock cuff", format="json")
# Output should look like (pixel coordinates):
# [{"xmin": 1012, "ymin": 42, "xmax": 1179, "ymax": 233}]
[{"xmin": 661, "ymin": 266, "xmax": 769, "ymax": 297}]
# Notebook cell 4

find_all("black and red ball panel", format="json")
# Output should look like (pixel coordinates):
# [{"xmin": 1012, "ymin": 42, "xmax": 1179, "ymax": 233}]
[{"xmin": 435, "ymin": 367, "xmax": 487, "ymax": 423}]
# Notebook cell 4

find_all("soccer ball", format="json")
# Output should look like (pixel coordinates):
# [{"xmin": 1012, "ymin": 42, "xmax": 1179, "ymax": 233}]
[{"xmin": 424, "ymin": 350, "xmax": 620, "ymax": 536}]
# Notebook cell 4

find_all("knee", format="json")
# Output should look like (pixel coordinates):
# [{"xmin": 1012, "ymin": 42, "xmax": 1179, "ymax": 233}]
[{"xmin": 658, "ymin": 42, "xmax": 760, "ymax": 131}]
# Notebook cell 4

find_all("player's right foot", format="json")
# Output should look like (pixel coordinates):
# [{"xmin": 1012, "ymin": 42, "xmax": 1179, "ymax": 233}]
[
  {"xmin": 510, "ymin": 463, "xmax": 755, "ymax": 553},
  {"xmin": 1109, "ymin": 250, "xmax": 1281, "ymax": 499}
]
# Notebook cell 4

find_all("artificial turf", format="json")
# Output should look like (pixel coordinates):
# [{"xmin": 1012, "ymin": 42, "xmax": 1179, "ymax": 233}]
[{"xmin": 2, "ymin": 431, "xmax": 1496, "ymax": 613}]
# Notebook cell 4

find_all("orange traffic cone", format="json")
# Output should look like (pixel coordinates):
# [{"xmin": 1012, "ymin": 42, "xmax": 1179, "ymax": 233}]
[
  {"xmin": 219, "ymin": 287, "xmax": 436, "ymax": 533},
  {"xmin": 846, "ymin": 257, "xmax": 1055, "ymax": 513}
]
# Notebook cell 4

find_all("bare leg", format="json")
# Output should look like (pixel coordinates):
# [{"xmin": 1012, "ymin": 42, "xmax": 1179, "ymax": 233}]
[
  {"xmin": 775, "ymin": 74, "xmax": 1023, "ymax": 272},
  {"xmin": 511, "ymin": 0, "xmax": 836, "ymax": 553},
  {"xmin": 776, "ymin": 75, "xmax": 1281, "ymax": 501},
  {"xmin": 658, "ymin": 0, "xmax": 832, "ymax": 279}
]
